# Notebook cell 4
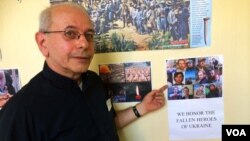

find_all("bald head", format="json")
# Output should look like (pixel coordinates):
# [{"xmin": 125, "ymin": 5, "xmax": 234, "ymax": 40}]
[{"xmin": 38, "ymin": 2, "xmax": 92, "ymax": 32}]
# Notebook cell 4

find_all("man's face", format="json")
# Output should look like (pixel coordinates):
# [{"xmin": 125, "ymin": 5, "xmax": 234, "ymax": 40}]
[
  {"xmin": 174, "ymin": 87, "xmax": 178, "ymax": 93},
  {"xmin": 178, "ymin": 60, "xmax": 186, "ymax": 70},
  {"xmin": 183, "ymin": 88, "xmax": 189, "ymax": 95},
  {"xmin": 187, "ymin": 62, "xmax": 193, "ymax": 67},
  {"xmin": 199, "ymin": 60, "xmax": 205, "ymax": 67},
  {"xmin": 175, "ymin": 74, "xmax": 183, "ymax": 84},
  {"xmin": 199, "ymin": 85, "xmax": 204, "ymax": 90},
  {"xmin": 198, "ymin": 71, "xmax": 204, "ymax": 79},
  {"xmin": 210, "ymin": 85, "xmax": 215, "ymax": 90},
  {"xmin": 210, "ymin": 70, "xmax": 215, "ymax": 76},
  {"xmin": 42, "ymin": 5, "xmax": 95, "ymax": 78}
]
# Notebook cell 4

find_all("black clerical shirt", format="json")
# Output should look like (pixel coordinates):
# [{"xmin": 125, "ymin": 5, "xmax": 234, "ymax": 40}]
[{"xmin": 0, "ymin": 62, "xmax": 119, "ymax": 141}]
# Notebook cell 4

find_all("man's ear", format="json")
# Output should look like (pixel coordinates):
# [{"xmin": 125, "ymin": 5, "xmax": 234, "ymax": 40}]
[{"xmin": 35, "ymin": 32, "xmax": 49, "ymax": 57}]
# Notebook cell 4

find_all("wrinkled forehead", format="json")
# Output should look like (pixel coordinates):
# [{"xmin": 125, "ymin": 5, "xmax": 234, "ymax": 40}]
[{"xmin": 50, "ymin": 4, "xmax": 92, "ymax": 27}]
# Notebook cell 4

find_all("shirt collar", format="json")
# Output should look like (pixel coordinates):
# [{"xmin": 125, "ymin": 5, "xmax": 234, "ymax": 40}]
[{"xmin": 42, "ymin": 62, "xmax": 87, "ymax": 90}]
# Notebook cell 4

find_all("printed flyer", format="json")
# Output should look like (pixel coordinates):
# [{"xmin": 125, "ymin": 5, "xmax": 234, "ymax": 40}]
[
  {"xmin": 166, "ymin": 55, "xmax": 223, "ymax": 140},
  {"xmin": 190, "ymin": 0, "xmax": 212, "ymax": 47}
]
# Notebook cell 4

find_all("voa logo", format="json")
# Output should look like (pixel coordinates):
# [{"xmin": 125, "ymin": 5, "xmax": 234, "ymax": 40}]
[{"xmin": 226, "ymin": 129, "xmax": 246, "ymax": 136}]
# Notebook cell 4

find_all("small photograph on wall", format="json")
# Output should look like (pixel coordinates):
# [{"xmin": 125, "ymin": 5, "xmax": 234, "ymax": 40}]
[
  {"xmin": 0, "ymin": 69, "xmax": 21, "ymax": 95},
  {"xmin": 99, "ymin": 61, "xmax": 151, "ymax": 103},
  {"xmin": 0, "ymin": 69, "xmax": 21, "ymax": 108}
]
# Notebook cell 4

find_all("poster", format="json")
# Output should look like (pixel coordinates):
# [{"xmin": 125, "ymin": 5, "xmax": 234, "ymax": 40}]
[
  {"xmin": 0, "ymin": 69, "xmax": 21, "ymax": 108},
  {"xmin": 49, "ymin": 0, "xmax": 212, "ymax": 52},
  {"xmin": 99, "ymin": 61, "xmax": 152, "ymax": 103},
  {"xmin": 89, "ymin": 0, "xmax": 190, "ymax": 52},
  {"xmin": 166, "ymin": 56, "xmax": 223, "ymax": 140}
]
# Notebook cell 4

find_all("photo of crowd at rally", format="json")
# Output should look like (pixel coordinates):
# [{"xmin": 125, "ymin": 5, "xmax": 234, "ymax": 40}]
[{"xmin": 50, "ymin": 0, "xmax": 190, "ymax": 53}]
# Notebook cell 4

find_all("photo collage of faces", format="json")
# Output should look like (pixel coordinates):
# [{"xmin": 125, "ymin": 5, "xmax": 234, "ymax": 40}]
[
  {"xmin": 99, "ymin": 62, "xmax": 151, "ymax": 103},
  {"xmin": 166, "ymin": 56, "xmax": 223, "ymax": 100}
]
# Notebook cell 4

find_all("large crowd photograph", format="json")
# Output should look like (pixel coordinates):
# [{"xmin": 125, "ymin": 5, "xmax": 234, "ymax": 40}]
[{"xmin": 50, "ymin": 0, "xmax": 190, "ymax": 53}]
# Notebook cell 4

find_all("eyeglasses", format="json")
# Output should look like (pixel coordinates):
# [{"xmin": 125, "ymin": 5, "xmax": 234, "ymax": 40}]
[{"xmin": 43, "ymin": 28, "xmax": 95, "ymax": 42}]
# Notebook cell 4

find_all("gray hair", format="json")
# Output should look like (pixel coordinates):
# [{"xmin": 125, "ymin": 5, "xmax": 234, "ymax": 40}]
[{"xmin": 38, "ymin": 2, "xmax": 90, "ymax": 32}]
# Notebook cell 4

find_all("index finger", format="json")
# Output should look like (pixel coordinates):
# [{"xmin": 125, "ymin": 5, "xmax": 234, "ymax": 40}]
[{"xmin": 158, "ymin": 85, "xmax": 168, "ymax": 93}]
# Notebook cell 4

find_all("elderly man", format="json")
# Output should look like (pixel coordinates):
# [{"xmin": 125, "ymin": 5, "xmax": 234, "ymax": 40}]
[{"xmin": 0, "ymin": 2, "xmax": 166, "ymax": 141}]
